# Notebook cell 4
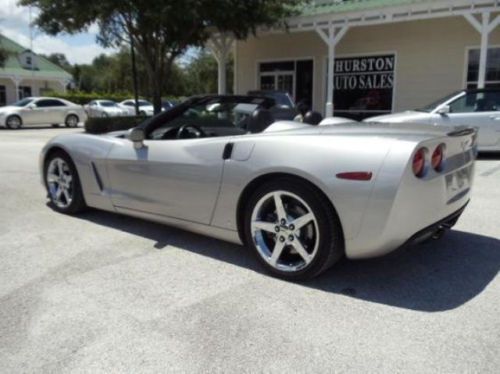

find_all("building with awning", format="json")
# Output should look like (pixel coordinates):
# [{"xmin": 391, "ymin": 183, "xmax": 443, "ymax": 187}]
[
  {"xmin": 209, "ymin": 0, "xmax": 500, "ymax": 119},
  {"xmin": 0, "ymin": 34, "xmax": 71, "ymax": 106}
]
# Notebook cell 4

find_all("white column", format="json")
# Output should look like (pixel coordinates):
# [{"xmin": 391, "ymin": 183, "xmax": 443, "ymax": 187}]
[
  {"xmin": 316, "ymin": 25, "xmax": 348, "ymax": 117},
  {"xmin": 208, "ymin": 33, "xmax": 234, "ymax": 95},
  {"xmin": 11, "ymin": 76, "xmax": 22, "ymax": 101},
  {"xmin": 465, "ymin": 12, "xmax": 500, "ymax": 89},
  {"xmin": 326, "ymin": 34, "xmax": 335, "ymax": 118},
  {"xmin": 478, "ymin": 13, "xmax": 490, "ymax": 89}
]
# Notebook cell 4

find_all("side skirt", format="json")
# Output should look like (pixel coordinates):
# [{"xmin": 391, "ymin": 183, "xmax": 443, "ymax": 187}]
[{"xmin": 114, "ymin": 206, "xmax": 243, "ymax": 245}]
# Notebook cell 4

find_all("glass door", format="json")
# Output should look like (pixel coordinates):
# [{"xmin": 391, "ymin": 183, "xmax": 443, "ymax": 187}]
[{"xmin": 259, "ymin": 72, "xmax": 295, "ymax": 98}]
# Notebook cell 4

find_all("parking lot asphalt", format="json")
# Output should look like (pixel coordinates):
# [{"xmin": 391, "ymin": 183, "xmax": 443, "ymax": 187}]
[{"xmin": 0, "ymin": 127, "xmax": 499, "ymax": 373}]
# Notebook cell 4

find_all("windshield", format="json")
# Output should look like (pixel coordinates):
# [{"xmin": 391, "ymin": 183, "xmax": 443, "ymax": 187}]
[
  {"xmin": 99, "ymin": 101, "xmax": 118, "ymax": 107},
  {"xmin": 12, "ymin": 98, "xmax": 34, "ymax": 107},
  {"xmin": 271, "ymin": 93, "xmax": 294, "ymax": 108},
  {"xmin": 417, "ymin": 91, "xmax": 462, "ymax": 112},
  {"xmin": 148, "ymin": 97, "xmax": 273, "ymax": 140}
]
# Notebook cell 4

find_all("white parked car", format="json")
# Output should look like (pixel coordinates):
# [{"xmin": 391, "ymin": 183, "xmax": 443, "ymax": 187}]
[
  {"xmin": 85, "ymin": 100, "xmax": 129, "ymax": 118},
  {"xmin": 118, "ymin": 99, "xmax": 156, "ymax": 116},
  {"xmin": 0, "ymin": 97, "xmax": 87, "ymax": 129},
  {"xmin": 366, "ymin": 89, "xmax": 500, "ymax": 152}
]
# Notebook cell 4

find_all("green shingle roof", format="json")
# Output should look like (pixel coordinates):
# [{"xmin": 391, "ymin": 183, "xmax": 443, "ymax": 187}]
[
  {"xmin": 0, "ymin": 34, "xmax": 71, "ymax": 80},
  {"xmin": 300, "ymin": 0, "xmax": 433, "ymax": 17}
]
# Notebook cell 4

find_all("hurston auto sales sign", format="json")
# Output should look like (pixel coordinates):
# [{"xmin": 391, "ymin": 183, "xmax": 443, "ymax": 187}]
[{"xmin": 333, "ymin": 54, "xmax": 395, "ymax": 115}]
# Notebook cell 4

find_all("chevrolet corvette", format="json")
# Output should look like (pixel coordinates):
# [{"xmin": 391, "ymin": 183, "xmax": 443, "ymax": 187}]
[{"xmin": 40, "ymin": 95, "xmax": 477, "ymax": 280}]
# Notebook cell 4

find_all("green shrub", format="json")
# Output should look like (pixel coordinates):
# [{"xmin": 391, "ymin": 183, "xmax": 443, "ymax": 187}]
[{"xmin": 85, "ymin": 116, "xmax": 148, "ymax": 134}]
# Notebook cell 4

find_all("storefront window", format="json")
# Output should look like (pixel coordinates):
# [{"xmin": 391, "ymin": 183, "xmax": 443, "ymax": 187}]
[
  {"xmin": 466, "ymin": 47, "xmax": 500, "ymax": 89},
  {"xmin": 18, "ymin": 86, "xmax": 32, "ymax": 100},
  {"xmin": 258, "ymin": 60, "xmax": 313, "ymax": 108},
  {"xmin": 329, "ymin": 54, "xmax": 395, "ymax": 120}
]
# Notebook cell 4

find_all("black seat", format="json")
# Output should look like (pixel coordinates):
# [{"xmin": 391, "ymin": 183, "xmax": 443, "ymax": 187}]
[
  {"xmin": 247, "ymin": 109, "xmax": 275, "ymax": 133},
  {"xmin": 303, "ymin": 111, "xmax": 323, "ymax": 125}
]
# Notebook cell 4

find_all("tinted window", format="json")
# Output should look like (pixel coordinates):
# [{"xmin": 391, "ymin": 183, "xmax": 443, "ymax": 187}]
[
  {"xmin": 99, "ymin": 101, "xmax": 117, "ymax": 107},
  {"xmin": 36, "ymin": 99, "xmax": 66, "ymax": 107},
  {"xmin": 449, "ymin": 91, "xmax": 500, "ymax": 113},
  {"xmin": 148, "ymin": 97, "xmax": 270, "ymax": 140}
]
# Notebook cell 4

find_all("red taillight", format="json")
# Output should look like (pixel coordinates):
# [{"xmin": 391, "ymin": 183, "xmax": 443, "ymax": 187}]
[
  {"xmin": 413, "ymin": 147, "xmax": 427, "ymax": 178},
  {"xmin": 431, "ymin": 144, "xmax": 445, "ymax": 172}
]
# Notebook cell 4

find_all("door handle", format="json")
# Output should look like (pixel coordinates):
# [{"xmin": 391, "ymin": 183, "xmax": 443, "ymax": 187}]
[
  {"xmin": 222, "ymin": 143, "xmax": 234, "ymax": 160},
  {"xmin": 489, "ymin": 116, "xmax": 500, "ymax": 121}
]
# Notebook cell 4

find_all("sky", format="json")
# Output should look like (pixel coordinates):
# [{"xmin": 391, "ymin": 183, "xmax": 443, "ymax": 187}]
[{"xmin": 0, "ymin": 0, "xmax": 112, "ymax": 64}]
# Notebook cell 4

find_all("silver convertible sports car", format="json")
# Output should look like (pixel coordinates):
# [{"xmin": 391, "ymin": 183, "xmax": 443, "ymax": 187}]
[{"xmin": 40, "ymin": 95, "xmax": 477, "ymax": 280}]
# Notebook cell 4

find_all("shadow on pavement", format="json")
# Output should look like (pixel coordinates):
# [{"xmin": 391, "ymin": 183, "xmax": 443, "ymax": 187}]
[{"xmin": 75, "ymin": 209, "xmax": 500, "ymax": 312}]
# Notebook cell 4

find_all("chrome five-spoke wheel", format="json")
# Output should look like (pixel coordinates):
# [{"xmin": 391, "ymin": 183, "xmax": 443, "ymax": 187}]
[
  {"xmin": 244, "ymin": 178, "xmax": 344, "ymax": 280},
  {"xmin": 251, "ymin": 191, "xmax": 320, "ymax": 272},
  {"xmin": 46, "ymin": 158, "xmax": 74, "ymax": 209}
]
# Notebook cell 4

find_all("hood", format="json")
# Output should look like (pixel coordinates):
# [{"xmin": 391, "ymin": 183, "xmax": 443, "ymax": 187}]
[
  {"xmin": 0, "ymin": 106, "xmax": 18, "ymax": 113},
  {"xmin": 365, "ymin": 110, "xmax": 431, "ymax": 123}
]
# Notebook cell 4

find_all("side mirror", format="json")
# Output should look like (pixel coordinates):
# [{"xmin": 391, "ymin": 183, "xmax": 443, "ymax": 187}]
[
  {"xmin": 27, "ymin": 103, "xmax": 36, "ymax": 109},
  {"xmin": 437, "ymin": 105, "xmax": 451, "ymax": 115},
  {"xmin": 128, "ymin": 127, "xmax": 145, "ymax": 149}
]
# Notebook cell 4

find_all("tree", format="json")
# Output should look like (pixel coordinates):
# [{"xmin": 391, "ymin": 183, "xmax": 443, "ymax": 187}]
[
  {"xmin": 184, "ymin": 49, "xmax": 233, "ymax": 95},
  {"xmin": 19, "ymin": 0, "xmax": 303, "ymax": 113}
]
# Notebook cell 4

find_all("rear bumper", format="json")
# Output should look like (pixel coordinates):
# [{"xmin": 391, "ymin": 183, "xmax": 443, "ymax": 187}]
[{"xmin": 403, "ymin": 202, "xmax": 468, "ymax": 246}]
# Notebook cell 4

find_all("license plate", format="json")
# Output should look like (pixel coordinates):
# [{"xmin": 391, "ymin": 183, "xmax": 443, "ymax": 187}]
[{"xmin": 446, "ymin": 166, "xmax": 471, "ymax": 203}]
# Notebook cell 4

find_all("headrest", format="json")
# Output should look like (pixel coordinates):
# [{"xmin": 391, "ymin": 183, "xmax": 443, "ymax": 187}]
[
  {"xmin": 247, "ymin": 109, "xmax": 275, "ymax": 133},
  {"xmin": 303, "ymin": 111, "xmax": 323, "ymax": 125}
]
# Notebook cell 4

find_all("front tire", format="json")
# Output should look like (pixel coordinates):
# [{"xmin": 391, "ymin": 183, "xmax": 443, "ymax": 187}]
[
  {"xmin": 65, "ymin": 114, "xmax": 79, "ymax": 128},
  {"xmin": 243, "ymin": 178, "xmax": 344, "ymax": 280},
  {"xmin": 6, "ymin": 115, "xmax": 22, "ymax": 129},
  {"xmin": 44, "ymin": 151, "xmax": 86, "ymax": 214}
]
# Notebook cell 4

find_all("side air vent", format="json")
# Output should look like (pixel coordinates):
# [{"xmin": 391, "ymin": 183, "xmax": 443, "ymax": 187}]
[{"xmin": 91, "ymin": 162, "xmax": 104, "ymax": 191}]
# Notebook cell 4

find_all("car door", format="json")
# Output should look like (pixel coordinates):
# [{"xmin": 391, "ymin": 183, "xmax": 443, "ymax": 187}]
[
  {"xmin": 106, "ymin": 137, "xmax": 228, "ymax": 225},
  {"xmin": 48, "ymin": 99, "xmax": 68, "ymax": 123},
  {"xmin": 435, "ymin": 91, "xmax": 500, "ymax": 147},
  {"xmin": 23, "ymin": 99, "xmax": 50, "ymax": 124}
]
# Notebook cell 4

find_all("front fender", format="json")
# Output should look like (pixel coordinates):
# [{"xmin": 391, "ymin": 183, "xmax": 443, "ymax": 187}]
[{"xmin": 40, "ymin": 133, "xmax": 117, "ymax": 210}]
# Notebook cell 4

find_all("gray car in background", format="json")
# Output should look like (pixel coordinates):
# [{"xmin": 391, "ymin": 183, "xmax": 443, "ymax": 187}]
[
  {"xmin": 85, "ymin": 100, "xmax": 129, "ymax": 118},
  {"xmin": 0, "ymin": 97, "xmax": 86, "ymax": 129},
  {"xmin": 367, "ymin": 89, "xmax": 500, "ymax": 152}
]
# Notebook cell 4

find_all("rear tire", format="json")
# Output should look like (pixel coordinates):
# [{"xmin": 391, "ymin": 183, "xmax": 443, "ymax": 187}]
[
  {"xmin": 44, "ymin": 151, "xmax": 86, "ymax": 214},
  {"xmin": 6, "ymin": 115, "xmax": 22, "ymax": 129},
  {"xmin": 243, "ymin": 177, "xmax": 344, "ymax": 280},
  {"xmin": 65, "ymin": 114, "xmax": 79, "ymax": 128}
]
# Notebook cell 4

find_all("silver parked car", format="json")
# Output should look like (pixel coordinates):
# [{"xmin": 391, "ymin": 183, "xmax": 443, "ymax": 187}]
[
  {"xmin": 367, "ymin": 89, "xmax": 500, "ymax": 152},
  {"xmin": 0, "ymin": 97, "xmax": 86, "ymax": 129},
  {"xmin": 85, "ymin": 100, "xmax": 129, "ymax": 118},
  {"xmin": 118, "ymin": 99, "xmax": 155, "ymax": 116},
  {"xmin": 40, "ymin": 95, "xmax": 476, "ymax": 280}
]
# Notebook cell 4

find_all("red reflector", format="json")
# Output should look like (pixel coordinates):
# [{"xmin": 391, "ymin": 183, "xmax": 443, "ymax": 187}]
[
  {"xmin": 431, "ymin": 144, "xmax": 445, "ymax": 172},
  {"xmin": 413, "ymin": 148, "xmax": 427, "ymax": 178},
  {"xmin": 336, "ymin": 172, "xmax": 373, "ymax": 181}
]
